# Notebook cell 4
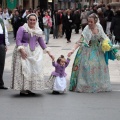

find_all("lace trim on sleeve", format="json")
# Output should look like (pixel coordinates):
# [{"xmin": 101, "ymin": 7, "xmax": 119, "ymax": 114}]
[{"xmin": 43, "ymin": 47, "xmax": 51, "ymax": 54}]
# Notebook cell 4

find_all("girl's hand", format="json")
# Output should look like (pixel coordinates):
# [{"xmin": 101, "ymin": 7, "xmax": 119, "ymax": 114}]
[
  {"xmin": 49, "ymin": 54, "xmax": 55, "ymax": 61},
  {"xmin": 20, "ymin": 49, "xmax": 27, "ymax": 60}
]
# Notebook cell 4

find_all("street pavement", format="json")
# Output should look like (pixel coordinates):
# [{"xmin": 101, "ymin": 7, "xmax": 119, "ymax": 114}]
[{"xmin": 0, "ymin": 31, "xmax": 120, "ymax": 120}]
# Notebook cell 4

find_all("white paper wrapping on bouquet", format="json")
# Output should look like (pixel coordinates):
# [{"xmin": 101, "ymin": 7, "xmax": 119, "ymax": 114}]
[{"xmin": 112, "ymin": 44, "xmax": 120, "ymax": 49}]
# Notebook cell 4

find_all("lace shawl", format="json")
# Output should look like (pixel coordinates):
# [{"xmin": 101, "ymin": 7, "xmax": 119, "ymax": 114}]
[{"xmin": 81, "ymin": 23, "xmax": 110, "ymax": 46}]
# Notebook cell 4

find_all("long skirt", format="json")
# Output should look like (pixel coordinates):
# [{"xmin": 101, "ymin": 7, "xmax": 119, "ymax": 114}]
[
  {"xmin": 69, "ymin": 46, "xmax": 112, "ymax": 93},
  {"xmin": 11, "ymin": 45, "xmax": 45, "ymax": 90}
]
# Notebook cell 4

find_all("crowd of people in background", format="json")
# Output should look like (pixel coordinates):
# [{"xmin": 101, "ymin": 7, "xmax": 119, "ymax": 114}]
[{"xmin": 0, "ymin": 2, "xmax": 120, "ymax": 44}]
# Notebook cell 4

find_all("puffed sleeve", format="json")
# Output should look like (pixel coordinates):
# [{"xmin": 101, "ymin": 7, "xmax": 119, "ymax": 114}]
[
  {"xmin": 65, "ymin": 58, "xmax": 70, "ymax": 67},
  {"xmin": 38, "ymin": 37, "xmax": 51, "ymax": 53},
  {"xmin": 75, "ymin": 35, "xmax": 84, "ymax": 45},
  {"xmin": 16, "ymin": 26, "xmax": 24, "ymax": 51},
  {"xmin": 97, "ymin": 23, "xmax": 109, "ymax": 41},
  {"xmin": 52, "ymin": 61, "xmax": 57, "ymax": 67},
  {"xmin": 38, "ymin": 37, "xmax": 47, "ymax": 50}
]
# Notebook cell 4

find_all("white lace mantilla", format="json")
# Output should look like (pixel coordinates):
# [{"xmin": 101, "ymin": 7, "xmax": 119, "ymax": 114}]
[{"xmin": 82, "ymin": 23, "xmax": 110, "ymax": 46}]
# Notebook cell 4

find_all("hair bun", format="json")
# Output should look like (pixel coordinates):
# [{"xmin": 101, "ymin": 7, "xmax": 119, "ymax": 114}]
[{"xmin": 61, "ymin": 55, "xmax": 64, "ymax": 58}]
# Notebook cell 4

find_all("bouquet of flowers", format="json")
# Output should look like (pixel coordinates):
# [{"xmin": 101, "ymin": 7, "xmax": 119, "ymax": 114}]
[
  {"xmin": 101, "ymin": 39, "xmax": 112, "ymax": 52},
  {"xmin": 102, "ymin": 39, "xmax": 120, "ymax": 61}
]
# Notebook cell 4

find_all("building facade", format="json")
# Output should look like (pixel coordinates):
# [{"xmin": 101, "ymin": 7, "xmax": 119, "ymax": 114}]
[{"xmin": 1, "ymin": 0, "xmax": 120, "ymax": 10}]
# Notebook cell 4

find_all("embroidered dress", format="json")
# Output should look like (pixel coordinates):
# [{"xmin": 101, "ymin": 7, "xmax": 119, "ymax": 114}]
[
  {"xmin": 69, "ymin": 24, "xmax": 112, "ymax": 93},
  {"xmin": 11, "ymin": 45, "xmax": 45, "ymax": 90}
]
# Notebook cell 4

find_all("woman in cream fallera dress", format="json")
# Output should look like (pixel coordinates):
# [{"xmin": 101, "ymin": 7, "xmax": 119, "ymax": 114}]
[{"xmin": 11, "ymin": 13, "xmax": 54, "ymax": 95}]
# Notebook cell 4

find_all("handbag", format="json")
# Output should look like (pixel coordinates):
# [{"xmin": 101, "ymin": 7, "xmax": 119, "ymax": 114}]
[{"xmin": 71, "ymin": 24, "xmax": 76, "ymax": 29}]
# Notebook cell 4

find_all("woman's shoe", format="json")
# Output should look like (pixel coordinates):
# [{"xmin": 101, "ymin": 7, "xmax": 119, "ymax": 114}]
[
  {"xmin": 67, "ymin": 41, "xmax": 70, "ymax": 43},
  {"xmin": 26, "ymin": 90, "xmax": 36, "ymax": 95},
  {"xmin": 20, "ymin": 91, "xmax": 29, "ymax": 96}
]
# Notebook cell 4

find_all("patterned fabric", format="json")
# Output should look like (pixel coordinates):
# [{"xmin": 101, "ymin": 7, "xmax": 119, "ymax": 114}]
[
  {"xmin": 45, "ymin": 75, "xmax": 56, "ymax": 90},
  {"xmin": 45, "ymin": 75, "xmax": 67, "ymax": 92},
  {"xmin": 69, "ymin": 33, "xmax": 112, "ymax": 93},
  {"xmin": 11, "ymin": 46, "xmax": 45, "ymax": 90}
]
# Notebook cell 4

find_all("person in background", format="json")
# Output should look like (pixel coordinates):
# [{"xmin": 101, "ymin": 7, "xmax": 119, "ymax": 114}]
[
  {"xmin": 104, "ymin": 5, "xmax": 114, "ymax": 35},
  {"xmin": 0, "ymin": 7, "xmax": 3, "ymax": 19},
  {"xmin": 22, "ymin": 10, "xmax": 31, "ymax": 24},
  {"xmin": 11, "ymin": 10, "xmax": 23, "ymax": 39},
  {"xmin": 35, "ymin": 9, "xmax": 43, "ymax": 31},
  {"xmin": 110, "ymin": 10, "xmax": 120, "ymax": 44},
  {"xmin": 0, "ymin": 18, "xmax": 8, "ymax": 89},
  {"xmin": 74, "ymin": 10, "xmax": 81, "ymax": 34},
  {"xmin": 97, "ymin": 8, "xmax": 106, "ymax": 33},
  {"xmin": 57, "ymin": 10, "xmax": 63, "ymax": 38},
  {"xmin": 2, "ymin": 8, "xmax": 10, "ymax": 45},
  {"xmin": 64, "ymin": 9, "xmax": 73, "ymax": 43},
  {"xmin": 43, "ymin": 11, "xmax": 52, "ymax": 44},
  {"xmin": 53, "ymin": 10, "xmax": 58, "ymax": 39},
  {"xmin": 80, "ymin": 9, "xmax": 88, "ymax": 30},
  {"xmin": 62, "ymin": 10, "xmax": 67, "ymax": 37}
]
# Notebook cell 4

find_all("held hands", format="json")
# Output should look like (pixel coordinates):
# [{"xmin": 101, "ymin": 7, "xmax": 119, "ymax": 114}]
[
  {"xmin": 67, "ymin": 48, "xmax": 75, "ymax": 57},
  {"xmin": 49, "ymin": 54, "xmax": 55, "ymax": 61},
  {"xmin": 20, "ymin": 49, "xmax": 27, "ymax": 59},
  {"xmin": 67, "ymin": 51, "xmax": 73, "ymax": 57}
]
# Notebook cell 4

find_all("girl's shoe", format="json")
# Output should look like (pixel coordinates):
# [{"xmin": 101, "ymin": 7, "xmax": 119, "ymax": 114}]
[{"xmin": 52, "ymin": 91, "xmax": 60, "ymax": 94}]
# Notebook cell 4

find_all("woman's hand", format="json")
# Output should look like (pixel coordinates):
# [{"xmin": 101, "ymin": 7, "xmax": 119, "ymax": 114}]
[
  {"xmin": 68, "ymin": 51, "xmax": 74, "ymax": 57},
  {"xmin": 20, "ymin": 49, "xmax": 27, "ymax": 60},
  {"xmin": 68, "ymin": 48, "xmax": 75, "ymax": 57}
]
